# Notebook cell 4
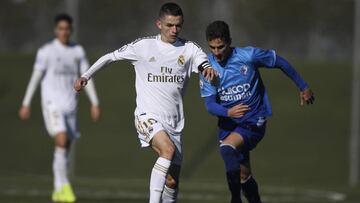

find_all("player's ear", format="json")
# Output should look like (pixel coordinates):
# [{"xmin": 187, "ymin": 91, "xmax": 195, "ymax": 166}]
[{"xmin": 156, "ymin": 19, "xmax": 162, "ymax": 30}]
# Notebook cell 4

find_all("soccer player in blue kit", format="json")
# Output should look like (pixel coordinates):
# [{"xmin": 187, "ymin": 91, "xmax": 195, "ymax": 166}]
[{"xmin": 200, "ymin": 21, "xmax": 315, "ymax": 203}]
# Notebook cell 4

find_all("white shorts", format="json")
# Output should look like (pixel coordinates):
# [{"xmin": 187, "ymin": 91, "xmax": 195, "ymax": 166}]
[
  {"xmin": 42, "ymin": 106, "xmax": 79, "ymax": 139},
  {"xmin": 134, "ymin": 110, "xmax": 183, "ymax": 165}
]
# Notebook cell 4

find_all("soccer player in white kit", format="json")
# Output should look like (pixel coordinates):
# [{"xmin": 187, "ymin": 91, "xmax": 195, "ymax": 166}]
[
  {"xmin": 18, "ymin": 14, "xmax": 101, "ymax": 203},
  {"xmin": 74, "ymin": 3, "xmax": 216, "ymax": 203}
]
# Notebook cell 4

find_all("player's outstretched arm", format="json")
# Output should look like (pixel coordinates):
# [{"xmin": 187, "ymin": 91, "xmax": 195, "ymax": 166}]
[
  {"xmin": 191, "ymin": 42, "xmax": 218, "ymax": 81},
  {"xmin": 19, "ymin": 69, "xmax": 44, "ymax": 120},
  {"xmin": 74, "ymin": 53, "xmax": 115, "ymax": 92},
  {"xmin": 273, "ymin": 55, "xmax": 315, "ymax": 106}
]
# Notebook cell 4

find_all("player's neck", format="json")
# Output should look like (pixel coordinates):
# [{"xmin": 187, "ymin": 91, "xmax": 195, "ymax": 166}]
[
  {"xmin": 160, "ymin": 35, "xmax": 177, "ymax": 44},
  {"xmin": 217, "ymin": 47, "xmax": 233, "ymax": 64},
  {"xmin": 56, "ymin": 38, "xmax": 70, "ymax": 46}
]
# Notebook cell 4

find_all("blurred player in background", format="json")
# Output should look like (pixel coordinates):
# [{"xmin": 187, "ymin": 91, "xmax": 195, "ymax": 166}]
[
  {"xmin": 200, "ymin": 21, "xmax": 315, "ymax": 203},
  {"xmin": 18, "ymin": 13, "xmax": 101, "ymax": 203},
  {"xmin": 74, "ymin": 3, "xmax": 216, "ymax": 203}
]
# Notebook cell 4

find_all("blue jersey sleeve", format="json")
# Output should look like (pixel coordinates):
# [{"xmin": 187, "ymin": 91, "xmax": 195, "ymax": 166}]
[
  {"xmin": 251, "ymin": 47, "xmax": 309, "ymax": 91},
  {"xmin": 251, "ymin": 47, "xmax": 277, "ymax": 68},
  {"xmin": 204, "ymin": 95, "xmax": 228, "ymax": 117},
  {"xmin": 200, "ymin": 74, "xmax": 217, "ymax": 97},
  {"xmin": 273, "ymin": 55, "xmax": 309, "ymax": 91}
]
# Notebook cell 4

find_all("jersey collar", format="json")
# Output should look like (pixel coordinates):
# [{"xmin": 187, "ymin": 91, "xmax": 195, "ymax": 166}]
[
  {"xmin": 157, "ymin": 34, "xmax": 182, "ymax": 47},
  {"xmin": 211, "ymin": 47, "xmax": 235, "ymax": 68}
]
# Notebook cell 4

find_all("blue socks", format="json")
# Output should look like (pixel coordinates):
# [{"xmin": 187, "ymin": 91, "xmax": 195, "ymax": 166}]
[
  {"xmin": 220, "ymin": 144, "xmax": 242, "ymax": 203},
  {"xmin": 220, "ymin": 144, "xmax": 262, "ymax": 203},
  {"xmin": 242, "ymin": 176, "xmax": 262, "ymax": 203}
]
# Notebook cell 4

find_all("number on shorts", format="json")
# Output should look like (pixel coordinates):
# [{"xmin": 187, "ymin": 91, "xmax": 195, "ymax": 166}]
[{"xmin": 135, "ymin": 116, "xmax": 158, "ymax": 137}]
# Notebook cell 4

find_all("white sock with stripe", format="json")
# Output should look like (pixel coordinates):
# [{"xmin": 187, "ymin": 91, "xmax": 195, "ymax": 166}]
[
  {"xmin": 149, "ymin": 157, "xmax": 171, "ymax": 203},
  {"xmin": 53, "ymin": 147, "xmax": 69, "ymax": 192},
  {"xmin": 162, "ymin": 185, "xmax": 178, "ymax": 203}
]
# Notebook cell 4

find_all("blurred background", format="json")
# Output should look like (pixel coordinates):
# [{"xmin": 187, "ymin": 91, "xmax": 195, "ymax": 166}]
[{"xmin": 0, "ymin": 0, "xmax": 359, "ymax": 202}]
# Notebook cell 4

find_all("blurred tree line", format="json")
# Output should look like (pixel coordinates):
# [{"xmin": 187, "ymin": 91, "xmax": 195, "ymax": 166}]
[{"xmin": 0, "ymin": 0, "xmax": 353, "ymax": 61}]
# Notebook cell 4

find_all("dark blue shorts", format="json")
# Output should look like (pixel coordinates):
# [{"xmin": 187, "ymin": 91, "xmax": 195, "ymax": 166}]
[{"xmin": 218, "ymin": 117, "xmax": 267, "ymax": 153}]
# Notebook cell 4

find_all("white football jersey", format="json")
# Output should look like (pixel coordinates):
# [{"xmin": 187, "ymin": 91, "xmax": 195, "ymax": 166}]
[
  {"xmin": 35, "ymin": 39, "xmax": 89, "ymax": 112},
  {"xmin": 83, "ymin": 35, "xmax": 208, "ymax": 133}
]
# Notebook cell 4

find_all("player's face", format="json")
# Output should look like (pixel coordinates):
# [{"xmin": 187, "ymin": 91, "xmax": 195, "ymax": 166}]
[
  {"xmin": 54, "ymin": 20, "xmax": 72, "ymax": 44},
  {"xmin": 157, "ymin": 15, "xmax": 183, "ymax": 43},
  {"xmin": 208, "ymin": 38, "xmax": 231, "ymax": 62}
]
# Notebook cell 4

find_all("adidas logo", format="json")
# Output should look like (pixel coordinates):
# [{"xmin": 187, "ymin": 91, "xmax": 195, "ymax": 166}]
[{"xmin": 149, "ymin": 56, "xmax": 156, "ymax": 62}]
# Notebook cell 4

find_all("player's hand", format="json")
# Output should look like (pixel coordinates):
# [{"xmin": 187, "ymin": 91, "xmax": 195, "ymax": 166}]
[
  {"xmin": 90, "ymin": 105, "xmax": 101, "ymax": 122},
  {"xmin": 74, "ymin": 77, "xmax": 88, "ymax": 92},
  {"xmin": 18, "ymin": 106, "xmax": 31, "ymax": 120},
  {"xmin": 300, "ymin": 88, "xmax": 315, "ymax": 105},
  {"xmin": 202, "ymin": 67, "xmax": 218, "ymax": 82},
  {"xmin": 227, "ymin": 103, "xmax": 250, "ymax": 118}
]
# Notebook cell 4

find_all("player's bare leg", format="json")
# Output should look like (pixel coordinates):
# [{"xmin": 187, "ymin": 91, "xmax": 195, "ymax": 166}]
[
  {"xmin": 52, "ymin": 132, "xmax": 76, "ymax": 202},
  {"xmin": 222, "ymin": 133, "xmax": 244, "ymax": 147},
  {"xmin": 149, "ymin": 130, "xmax": 175, "ymax": 203},
  {"xmin": 162, "ymin": 164, "xmax": 181, "ymax": 203},
  {"xmin": 221, "ymin": 132, "xmax": 245, "ymax": 203}
]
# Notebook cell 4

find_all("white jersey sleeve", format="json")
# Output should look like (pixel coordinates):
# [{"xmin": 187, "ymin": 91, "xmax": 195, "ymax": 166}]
[
  {"xmin": 22, "ymin": 48, "xmax": 48, "ymax": 106},
  {"xmin": 112, "ymin": 43, "xmax": 138, "ymax": 61},
  {"xmin": 81, "ymin": 43, "xmax": 138, "ymax": 80},
  {"xmin": 78, "ymin": 46, "xmax": 100, "ymax": 106},
  {"xmin": 79, "ymin": 46, "xmax": 90, "ymax": 74},
  {"xmin": 189, "ymin": 42, "xmax": 209, "ymax": 73},
  {"xmin": 22, "ymin": 68, "xmax": 44, "ymax": 106}
]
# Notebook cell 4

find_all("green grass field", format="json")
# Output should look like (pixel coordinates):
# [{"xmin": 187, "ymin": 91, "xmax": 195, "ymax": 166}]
[{"xmin": 1, "ymin": 53, "xmax": 360, "ymax": 203}]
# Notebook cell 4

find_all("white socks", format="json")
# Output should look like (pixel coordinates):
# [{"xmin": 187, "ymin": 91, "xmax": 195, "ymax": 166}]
[
  {"xmin": 149, "ymin": 157, "xmax": 171, "ymax": 203},
  {"xmin": 53, "ymin": 147, "xmax": 69, "ymax": 191},
  {"xmin": 162, "ymin": 185, "xmax": 178, "ymax": 203}
]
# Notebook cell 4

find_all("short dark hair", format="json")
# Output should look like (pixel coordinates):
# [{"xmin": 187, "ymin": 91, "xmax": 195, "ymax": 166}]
[
  {"xmin": 159, "ymin": 2, "xmax": 183, "ymax": 18},
  {"xmin": 206, "ymin": 21, "xmax": 231, "ymax": 43},
  {"xmin": 54, "ymin": 13, "xmax": 73, "ymax": 25}
]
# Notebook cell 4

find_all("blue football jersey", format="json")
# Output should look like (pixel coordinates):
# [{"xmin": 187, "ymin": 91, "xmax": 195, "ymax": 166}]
[{"xmin": 200, "ymin": 46, "xmax": 277, "ymax": 123}]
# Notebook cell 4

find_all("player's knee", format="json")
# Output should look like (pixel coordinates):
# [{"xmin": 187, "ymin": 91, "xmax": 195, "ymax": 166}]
[
  {"xmin": 240, "ymin": 171, "xmax": 251, "ymax": 182},
  {"xmin": 160, "ymin": 144, "xmax": 175, "ymax": 160},
  {"xmin": 55, "ymin": 138, "xmax": 67, "ymax": 148},
  {"xmin": 165, "ymin": 174, "xmax": 178, "ymax": 189},
  {"xmin": 54, "ymin": 132, "xmax": 69, "ymax": 148},
  {"xmin": 222, "ymin": 133, "xmax": 244, "ymax": 149}
]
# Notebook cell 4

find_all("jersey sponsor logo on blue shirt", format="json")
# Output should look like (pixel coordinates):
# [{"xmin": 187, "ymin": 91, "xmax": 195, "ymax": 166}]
[{"xmin": 217, "ymin": 83, "xmax": 252, "ymax": 102}]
